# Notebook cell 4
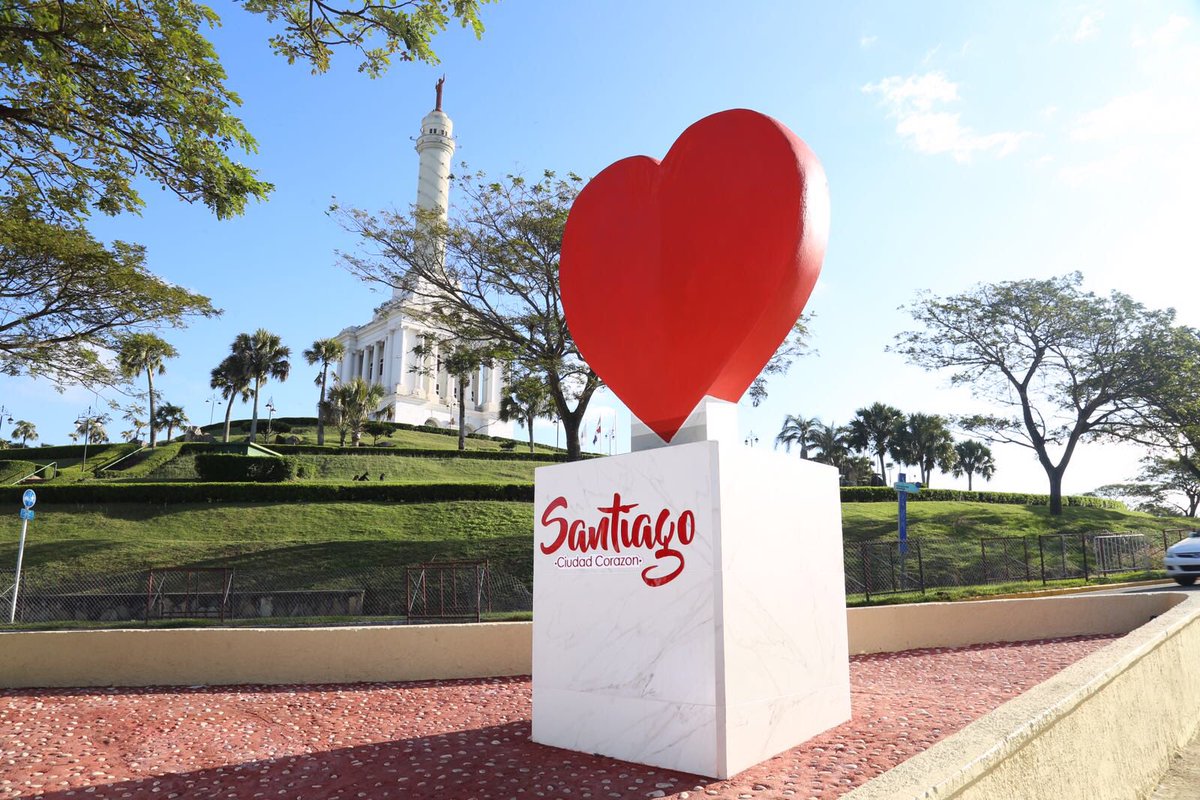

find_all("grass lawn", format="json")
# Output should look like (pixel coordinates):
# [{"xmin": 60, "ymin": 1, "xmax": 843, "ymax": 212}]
[
  {"xmin": 3, "ymin": 499, "xmax": 1185, "ymax": 593},
  {"xmin": 3, "ymin": 501, "xmax": 536, "ymax": 586}
]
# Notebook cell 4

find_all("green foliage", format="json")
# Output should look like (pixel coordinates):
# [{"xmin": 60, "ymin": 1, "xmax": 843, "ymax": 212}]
[
  {"xmin": 0, "ymin": 459, "xmax": 37, "ymax": 483},
  {"xmin": 895, "ymin": 272, "xmax": 1176, "ymax": 513},
  {"xmin": 0, "ymin": 442, "xmax": 133, "ymax": 462},
  {"xmin": 890, "ymin": 412, "xmax": 955, "ymax": 487},
  {"xmin": 333, "ymin": 169, "xmax": 601, "ymax": 460},
  {"xmin": 0, "ymin": 480, "xmax": 534, "ymax": 504},
  {"xmin": 303, "ymin": 337, "xmax": 345, "ymax": 445},
  {"xmin": 325, "ymin": 377, "xmax": 384, "ymax": 446},
  {"xmin": 361, "ymin": 419, "xmax": 395, "ymax": 445},
  {"xmin": 0, "ymin": 0, "xmax": 271, "ymax": 220},
  {"xmin": 231, "ymin": 329, "xmax": 291, "ymax": 440},
  {"xmin": 194, "ymin": 454, "xmax": 296, "ymax": 482},
  {"xmin": 775, "ymin": 414, "xmax": 819, "ymax": 459},
  {"xmin": 240, "ymin": 0, "xmax": 492, "ymax": 77},
  {"xmin": 265, "ymin": 443, "xmax": 571, "ymax": 461},
  {"xmin": 96, "ymin": 443, "xmax": 188, "ymax": 480},
  {"xmin": 840, "ymin": 486, "xmax": 1126, "ymax": 508},
  {"xmin": 0, "ymin": 211, "xmax": 218, "ymax": 386},
  {"xmin": 952, "ymin": 440, "xmax": 996, "ymax": 490}
]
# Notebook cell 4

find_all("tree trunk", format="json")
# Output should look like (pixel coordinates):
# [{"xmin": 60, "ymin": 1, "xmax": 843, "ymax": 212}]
[
  {"xmin": 316, "ymin": 365, "xmax": 328, "ymax": 446},
  {"xmin": 146, "ymin": 368, "xmax": 157, "ymax": 447},
  {"xmin": 967, "ymin": 471, "xmax": 974, "ymax": 491},
  {"xmin": 249, "ymin": 378, "xmax": 261, "ymax": 441},
  {"xmin": 457, "ymin": 374, "xmax": 467, "ymax": 451},
  {"xmin": 1048, "ymin": 470, "xmax": 1064, "ymax": 516},
  {"xmin": 877, "ymin": 452, "xmax": 887, "ymax": 484},
  {"xmin": 527, "ymin": 416, "xmax": 535, "ymax": 453},
  {"xmin": 222, "ymin": 396, "xmax": 234, "ymax": 443}
]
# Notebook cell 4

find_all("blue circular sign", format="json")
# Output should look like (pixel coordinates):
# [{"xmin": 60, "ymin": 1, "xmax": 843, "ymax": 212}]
[{"xmin": 22, "ymin": 489, "xmax": 36, "ymax": 509}]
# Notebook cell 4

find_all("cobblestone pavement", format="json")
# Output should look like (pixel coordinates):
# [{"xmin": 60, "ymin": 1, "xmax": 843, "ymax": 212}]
[{"xmin": 0, "ymin": 635, "xmax": 1116, "ymax": 799}]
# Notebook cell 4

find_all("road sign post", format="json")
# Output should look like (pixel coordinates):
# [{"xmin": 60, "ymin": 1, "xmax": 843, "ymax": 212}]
[
  {"xmin": 9, "ymin": 489, "xmax": 36, "ymax": 624},
  {"xmin": 892, "ymin": 473, "xmax": 920, "ymax": 556}
]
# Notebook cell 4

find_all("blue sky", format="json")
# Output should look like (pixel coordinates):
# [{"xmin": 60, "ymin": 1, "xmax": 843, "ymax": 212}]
[{"xmin": 8, "ymin": 0, "xmax": 1200, "ymax": 496}]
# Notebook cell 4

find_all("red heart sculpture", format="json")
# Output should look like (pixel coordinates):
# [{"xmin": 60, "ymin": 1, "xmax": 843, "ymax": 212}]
[{"xmin": 560, "ymin": 109, "xmax": 829, "ymax": 442}]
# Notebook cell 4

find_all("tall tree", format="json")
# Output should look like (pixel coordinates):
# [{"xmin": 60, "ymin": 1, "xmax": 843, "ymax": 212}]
[
  {"xmin": 335, "ymin": 171, "xmax": 599, "ymax": 459},
  {"xmin": 153, "ymin": 403, "xmax": 188, "ymax": 444},
  {"xmin": 890, "ymin": 413, "xmax": 956, "ymax": 487},
  {"xmin": 231, "ymin": 329, "xmax": 291, "ymax": 441},
  {"xmin": 1092, "ymin": 454, "xmax": 1200, "ymax": 517},
  {"xmin": 116, "ymin": 333, "xmax": 178, "ymax": 447},
  {"xmin": 71, "ymin": 413, "xmax": 109, "ymax": 444},
  {"xmin": 326, "ymin": 377, "xmax": 385, "ymax": 447},
  {"xmin": 952, "ymin": 439, "xmax": 996, "ymax": 491},
  {"xmin": 894, "ymin": 273, "xmax": 1171, "ymax": 513},
  {"xmin": 808, "ymin": 422, "xmax": 851, "ymax": 472},
  {"xmin": 241, "ymin": 0, "xmax": 492, "ymax": 76},
  {"xmin": 0, "ymin": 211, "xmax": 217, "ymax": 386},
  {"xmin": 210, "ymin": 355, "xmax": 252, "ymax": 443},
  {"xmin": 0, "ymin": 0, "xmax": 271, "ymax": 221},
  {"xmin": 500, "ymin": 372, "xmax": 554, "ymax": 453},
  {"xmin": 303, "ymin": 338, "xmax": 346, "ymax": 446},
  {"xmin": 10, "ymin": 420, "xmax": 36, "ymax": 448},
  {"xmin": 774, "ymin": 414, "xmax": 820, "ymax": 459},
  {"xmin": 847, "ymin": 403, "xmax": 905, "ymax": 483}
]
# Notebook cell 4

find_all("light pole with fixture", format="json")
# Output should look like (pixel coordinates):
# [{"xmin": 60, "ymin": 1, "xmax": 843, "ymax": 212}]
[
  {"xmin": 744, "ymin": 431, "xmax": 759, "ymax": 448},
  {"xmin": 265, "ymin": 398, "xmax": 276, "ymax": 439}
]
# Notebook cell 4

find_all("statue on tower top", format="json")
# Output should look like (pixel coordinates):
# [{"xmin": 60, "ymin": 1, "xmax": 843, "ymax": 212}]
[{"xmin": 435, "ymin": 75, "xmax": 445, "ymax": 112}]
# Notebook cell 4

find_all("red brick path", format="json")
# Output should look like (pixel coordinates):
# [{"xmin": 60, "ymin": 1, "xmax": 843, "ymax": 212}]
[{"xmin": 0, "ymin": 635, "xmax": 1116, "ymax": 799}]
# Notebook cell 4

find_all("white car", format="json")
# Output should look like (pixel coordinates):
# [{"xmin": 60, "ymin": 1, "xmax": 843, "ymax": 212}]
[{"xmin": 1165, "ymin": 532, "xmax": 1200, "ymax": 585}]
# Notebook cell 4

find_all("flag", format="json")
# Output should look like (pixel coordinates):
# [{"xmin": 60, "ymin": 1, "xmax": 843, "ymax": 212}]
[{"xmin": 593, "ymin": 417, "xmax": 602, "ymax": 445}]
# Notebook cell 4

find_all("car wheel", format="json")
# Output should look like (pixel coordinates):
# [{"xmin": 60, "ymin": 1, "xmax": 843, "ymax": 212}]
[{"xmin": 1173, "ymin": 576, "xmax": 1198, "ymax": 586}]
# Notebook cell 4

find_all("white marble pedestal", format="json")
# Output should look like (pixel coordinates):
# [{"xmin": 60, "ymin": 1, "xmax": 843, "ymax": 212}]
[{"xmin": 532, "ymin": 438, "xmax": 850, "ymax": 778}]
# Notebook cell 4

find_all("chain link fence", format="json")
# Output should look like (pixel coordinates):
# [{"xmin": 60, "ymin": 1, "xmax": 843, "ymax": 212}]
[
  {"xmin": 844, "ymin": 528, "xmax": 1186, "ymax": 599},
  {"xmin": 4, "ymin": 561, "xmax": 532, "ymax": 626}
]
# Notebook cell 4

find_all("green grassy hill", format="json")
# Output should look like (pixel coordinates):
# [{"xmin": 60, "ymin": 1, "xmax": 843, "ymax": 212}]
[{"xmin": 2, "ymin": 500, "xmax": 1185, "ymax": 592}]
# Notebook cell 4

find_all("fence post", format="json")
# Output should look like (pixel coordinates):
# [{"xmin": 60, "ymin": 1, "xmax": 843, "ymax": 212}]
[
  {"xmin": 980, "ymin": 538, "xmax": 988, "ymax": 584},
  {"xmin": 1023, "ymin": 538, "xmax": 1031, "ymax": 582},
  {"xmin": 1081, "ymin": 534, "xmax": 1089, "ymax": 583},
  {"xmin": 1039, "ymin": 536, "xmax": 1047, "ymax": 586},
  {"xmin": 917, "ymin": 540, "xmax": 926, "ymax": 595},
  {"xmin": 861, "ymin": 542, "xmax": 872, "ymax": 603}
]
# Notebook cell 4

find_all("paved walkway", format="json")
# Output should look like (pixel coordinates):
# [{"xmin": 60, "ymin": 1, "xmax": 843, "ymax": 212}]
[
  {"xmin": 1150, "ymin": 728, "xmax": 1200, "ymax": 799},
  {"xmin": 0, "ymin": 635, "xmax": 1115, "ymax": 799}
]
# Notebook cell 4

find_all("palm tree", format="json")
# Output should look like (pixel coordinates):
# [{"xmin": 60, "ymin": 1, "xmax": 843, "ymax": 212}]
[
  {"xmin": 116, "ymin": 333, "xmax": 178, "ymax": 447},
  {"xmin": 71, "ymin": 414, "xmax": 110, "ymax": 444},
  {"xmin": 231, "ymin": 329, "xmax": 291, "ymax": 441},
  {"xmin": 326, "ymin": 378, "xmax": 386, "ymax": 447},
  {"xmin": 774, "ymin": 414, "xmax": 819, "ymax": 459},
  {"xmin": 952, "ymin": 440, "xmax": 996, "ymax": 490},
  {"xmin": 10, "ymin": 420, "xmax": 36, "ymax": 448},
  {"xmin": 891, "ymin": 413, "xmax": 956, "ymax": 487},
  {"xmin": 847, "ymin": 403, "xmax": 905, "ymax": 484},
  {"xmin": 809, "ymin": 422, "xmax": 852, "ymax": 472},
  {"xmin": 500, "ymin": 373, "xmax": 553, "ymax": 453},
  {"xmin": 153, "ymin": 403, "xmax": 188, "ymax": 444},
  {"xmin": 210, "ymin": 354, "xmax": 252, "ymax": 443},
  {"xmin": 303, "ymin": 338, "xmax": 345, "ymax": 446}
]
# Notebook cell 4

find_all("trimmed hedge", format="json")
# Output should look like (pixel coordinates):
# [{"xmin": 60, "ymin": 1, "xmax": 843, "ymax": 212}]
[
  {"xmin": 0, "ymin": 481, "xmax": 535, "ymax": 505},
  {"xmin": 264, "ymin": 443, "xmax": 575, "ymax": 462},
  {"xmin": 0, "ymin": 442, "xmax": 134, "ymax": 462},
  {"xmin": 195, "ymin": 454, "xmax": 296, "ymax": 482},
  {"xmin": 0, "ymin": 459, "xmax": 37, "ymax": 483},
  {"xmin": 840, "ymin": 486, "xmax": 1126, "ymax": 509}
]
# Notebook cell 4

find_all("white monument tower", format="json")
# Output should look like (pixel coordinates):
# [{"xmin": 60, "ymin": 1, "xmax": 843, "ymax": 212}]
[{"xmin": 333, "ymin": 79, "xmax": 510, "ymax": 435}]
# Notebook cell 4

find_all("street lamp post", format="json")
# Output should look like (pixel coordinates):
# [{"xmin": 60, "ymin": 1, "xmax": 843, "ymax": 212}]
[
  {"xmin": 204, "ymin": 393, "xmax": 218, "ymax": 426},
  {"xmin": 77, "ymin": 407, "xmax": 92, "ymax": 477},
  {"xmin": 265, "ymin": 399, "xmax": 276, "ymax": 439},
  {"xmin": 744, "ymin": 430, "xmax": 759, "ymax": 448}
]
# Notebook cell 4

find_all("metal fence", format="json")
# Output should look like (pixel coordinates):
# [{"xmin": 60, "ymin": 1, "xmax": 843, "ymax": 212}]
[
  {"xmin": 5, "ymin": 561, "xmax": 532, "ymax": 626},
  {"xmin": 844, "ymin": 528, "xmax": 1186, "ymax": 598}
]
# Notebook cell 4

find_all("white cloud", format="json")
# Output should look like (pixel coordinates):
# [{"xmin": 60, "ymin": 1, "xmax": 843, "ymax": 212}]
[
  {"xmin": 863, "ymin": 72, "xmax": 1032, "ymax": 162},
  {"xmin": 859, "ymin": 34, "xmax": 878, "ymax": 49},
  {"xmin": 1133, "ymin": 14, "xmax": 1191, "ymax": 48},
  {"xmin": 1073, "ymin": 10, "xmax": 1104, "ymax": 42}
]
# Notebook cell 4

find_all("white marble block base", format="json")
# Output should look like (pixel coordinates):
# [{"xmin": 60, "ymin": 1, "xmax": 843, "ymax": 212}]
[{"xmin": 532, "ymin": 440, "xmax": 850, "ymax": 778}]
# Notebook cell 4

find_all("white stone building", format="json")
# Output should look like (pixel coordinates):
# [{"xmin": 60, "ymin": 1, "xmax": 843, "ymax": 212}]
[{"xmin": 333, "ymin": 84, "xmax": 512, "ymax": 436}]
